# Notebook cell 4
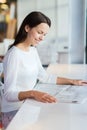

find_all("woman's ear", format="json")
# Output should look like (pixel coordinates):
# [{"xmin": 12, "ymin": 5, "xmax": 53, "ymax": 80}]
[{"xmin": 25, "ymin": 25, "xmax": 30, "ymax": 32}]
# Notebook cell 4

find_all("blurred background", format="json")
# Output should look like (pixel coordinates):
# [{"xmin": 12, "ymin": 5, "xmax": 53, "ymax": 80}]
[{"xmin": 0, "ymin": 0, "xmax": 87, "ymax": 65}]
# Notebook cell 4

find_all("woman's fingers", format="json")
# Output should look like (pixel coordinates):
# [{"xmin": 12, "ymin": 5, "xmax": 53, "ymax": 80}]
[
  {"xmin": 33, "ymin": 90, "xmax": 57, "ymax": 103},
  {"xmin": 74, "ymin": 80, "xmax": 87, "ymax": 86},
  {"xmin": 81, "ymin": 80, "xmax": 87, "ymax": 86},
  {"xmin": 42, "ymin": 93, "xmax": 57, "ymax": 103}
]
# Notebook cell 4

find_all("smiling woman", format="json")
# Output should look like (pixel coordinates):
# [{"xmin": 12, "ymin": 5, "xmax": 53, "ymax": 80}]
[{"xmin": 1, "ymin": 11, "xmax": 87, "ymax": 129}]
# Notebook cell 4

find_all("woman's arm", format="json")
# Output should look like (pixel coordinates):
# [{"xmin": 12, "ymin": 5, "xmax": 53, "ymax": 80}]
[
  {"xmin": 56, "ymin": 77, "xmax": 87, "ymax": 85},
  {"xmin": 18, "ymin": 90, "xmax": 57, "ymax": 103}
]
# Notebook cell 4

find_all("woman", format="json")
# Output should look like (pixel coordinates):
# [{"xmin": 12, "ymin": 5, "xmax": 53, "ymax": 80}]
[{"xmin": 1, "ymin": 11, "xmax": 87, "ymax": 129}]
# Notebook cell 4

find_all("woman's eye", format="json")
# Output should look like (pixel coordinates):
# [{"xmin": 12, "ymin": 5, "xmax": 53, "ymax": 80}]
[
  {"xmin": 38, "ymin": 32, "xmax": 42, "ymax": 34},
  {"xmin": 37, "ymin": 31, "xmax": 47, "ymax": 36}
]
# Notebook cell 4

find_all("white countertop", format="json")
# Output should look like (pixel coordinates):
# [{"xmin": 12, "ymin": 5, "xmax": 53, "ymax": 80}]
[
  {"xmin": 47, "ymin": 63, "xmax": 87, "ymax": 79},
  {"xmin": 6, "ymin": 99, "xmax": 87, "ymax": 130},
  {"xmin": 6, "ymin": 64, "xmax": 87, "ymax": 130}
]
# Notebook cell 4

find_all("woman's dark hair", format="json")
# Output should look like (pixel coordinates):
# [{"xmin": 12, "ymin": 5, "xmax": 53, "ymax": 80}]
[{"xmin": 9, "ymin": 11, "xmax": 51, "ymax": 49}]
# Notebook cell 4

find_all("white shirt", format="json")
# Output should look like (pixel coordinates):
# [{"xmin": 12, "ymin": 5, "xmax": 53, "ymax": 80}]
[{"xmin": 1, "ymin": 46, "xmax": 57, "ymax": 112}]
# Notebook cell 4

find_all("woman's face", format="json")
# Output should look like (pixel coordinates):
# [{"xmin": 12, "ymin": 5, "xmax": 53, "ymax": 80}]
[{"xmin": 25, "ymin": 23, "xmax": 50, "ymax": 46}]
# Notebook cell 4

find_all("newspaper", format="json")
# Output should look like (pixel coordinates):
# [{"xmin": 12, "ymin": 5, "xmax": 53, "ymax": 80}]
[{"xmin": 34, "ymin": 83, "xmax": 87, "ymax": 104}]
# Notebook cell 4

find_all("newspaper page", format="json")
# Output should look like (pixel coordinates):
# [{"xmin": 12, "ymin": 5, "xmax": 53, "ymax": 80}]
[{"xmin": 34, "ymin": 83, "xmax": 87, "ymax": 104}]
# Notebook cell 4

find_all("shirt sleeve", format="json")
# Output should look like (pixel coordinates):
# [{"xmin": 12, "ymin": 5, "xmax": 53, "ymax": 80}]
[
  {"xmin": 3, "ymin": 49, "xmax": 20, "ymax": 102},
  {"xmin": 35, "ymin": 49, "xmax": 57, "ymax": 84}
]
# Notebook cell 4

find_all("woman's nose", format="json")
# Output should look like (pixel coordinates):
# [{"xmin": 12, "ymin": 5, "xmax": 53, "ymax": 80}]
[{"xmin": 39, "ymin": 35, "xmax": 44, "ymax": 41}]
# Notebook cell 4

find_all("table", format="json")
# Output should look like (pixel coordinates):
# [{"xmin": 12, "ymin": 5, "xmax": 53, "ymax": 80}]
[
  {"xmin": 47, "ymin": 63, "xmax": 87, "ymax": 79},
  {"xmin": 6, "ymin": 64, "xmax": 87, "ymax": 130}
]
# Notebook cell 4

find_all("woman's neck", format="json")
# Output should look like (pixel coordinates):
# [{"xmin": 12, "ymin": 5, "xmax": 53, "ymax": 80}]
[{"xmin": 16, "ymin": 42, "xmax": 30, "ymax": 52}]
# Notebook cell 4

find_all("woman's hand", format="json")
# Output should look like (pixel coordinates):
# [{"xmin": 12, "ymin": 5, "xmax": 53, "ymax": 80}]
[
  {"xmin": 72, "ymin": 80, "xmax": 87, "ymax": 86},
  {"xmin": 57, "ymin": 77, "xmax": 87, "ymax": 86},
  {"xmin": 31, "ymin": 90, "xmax": 57, "ymax": 103}
]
